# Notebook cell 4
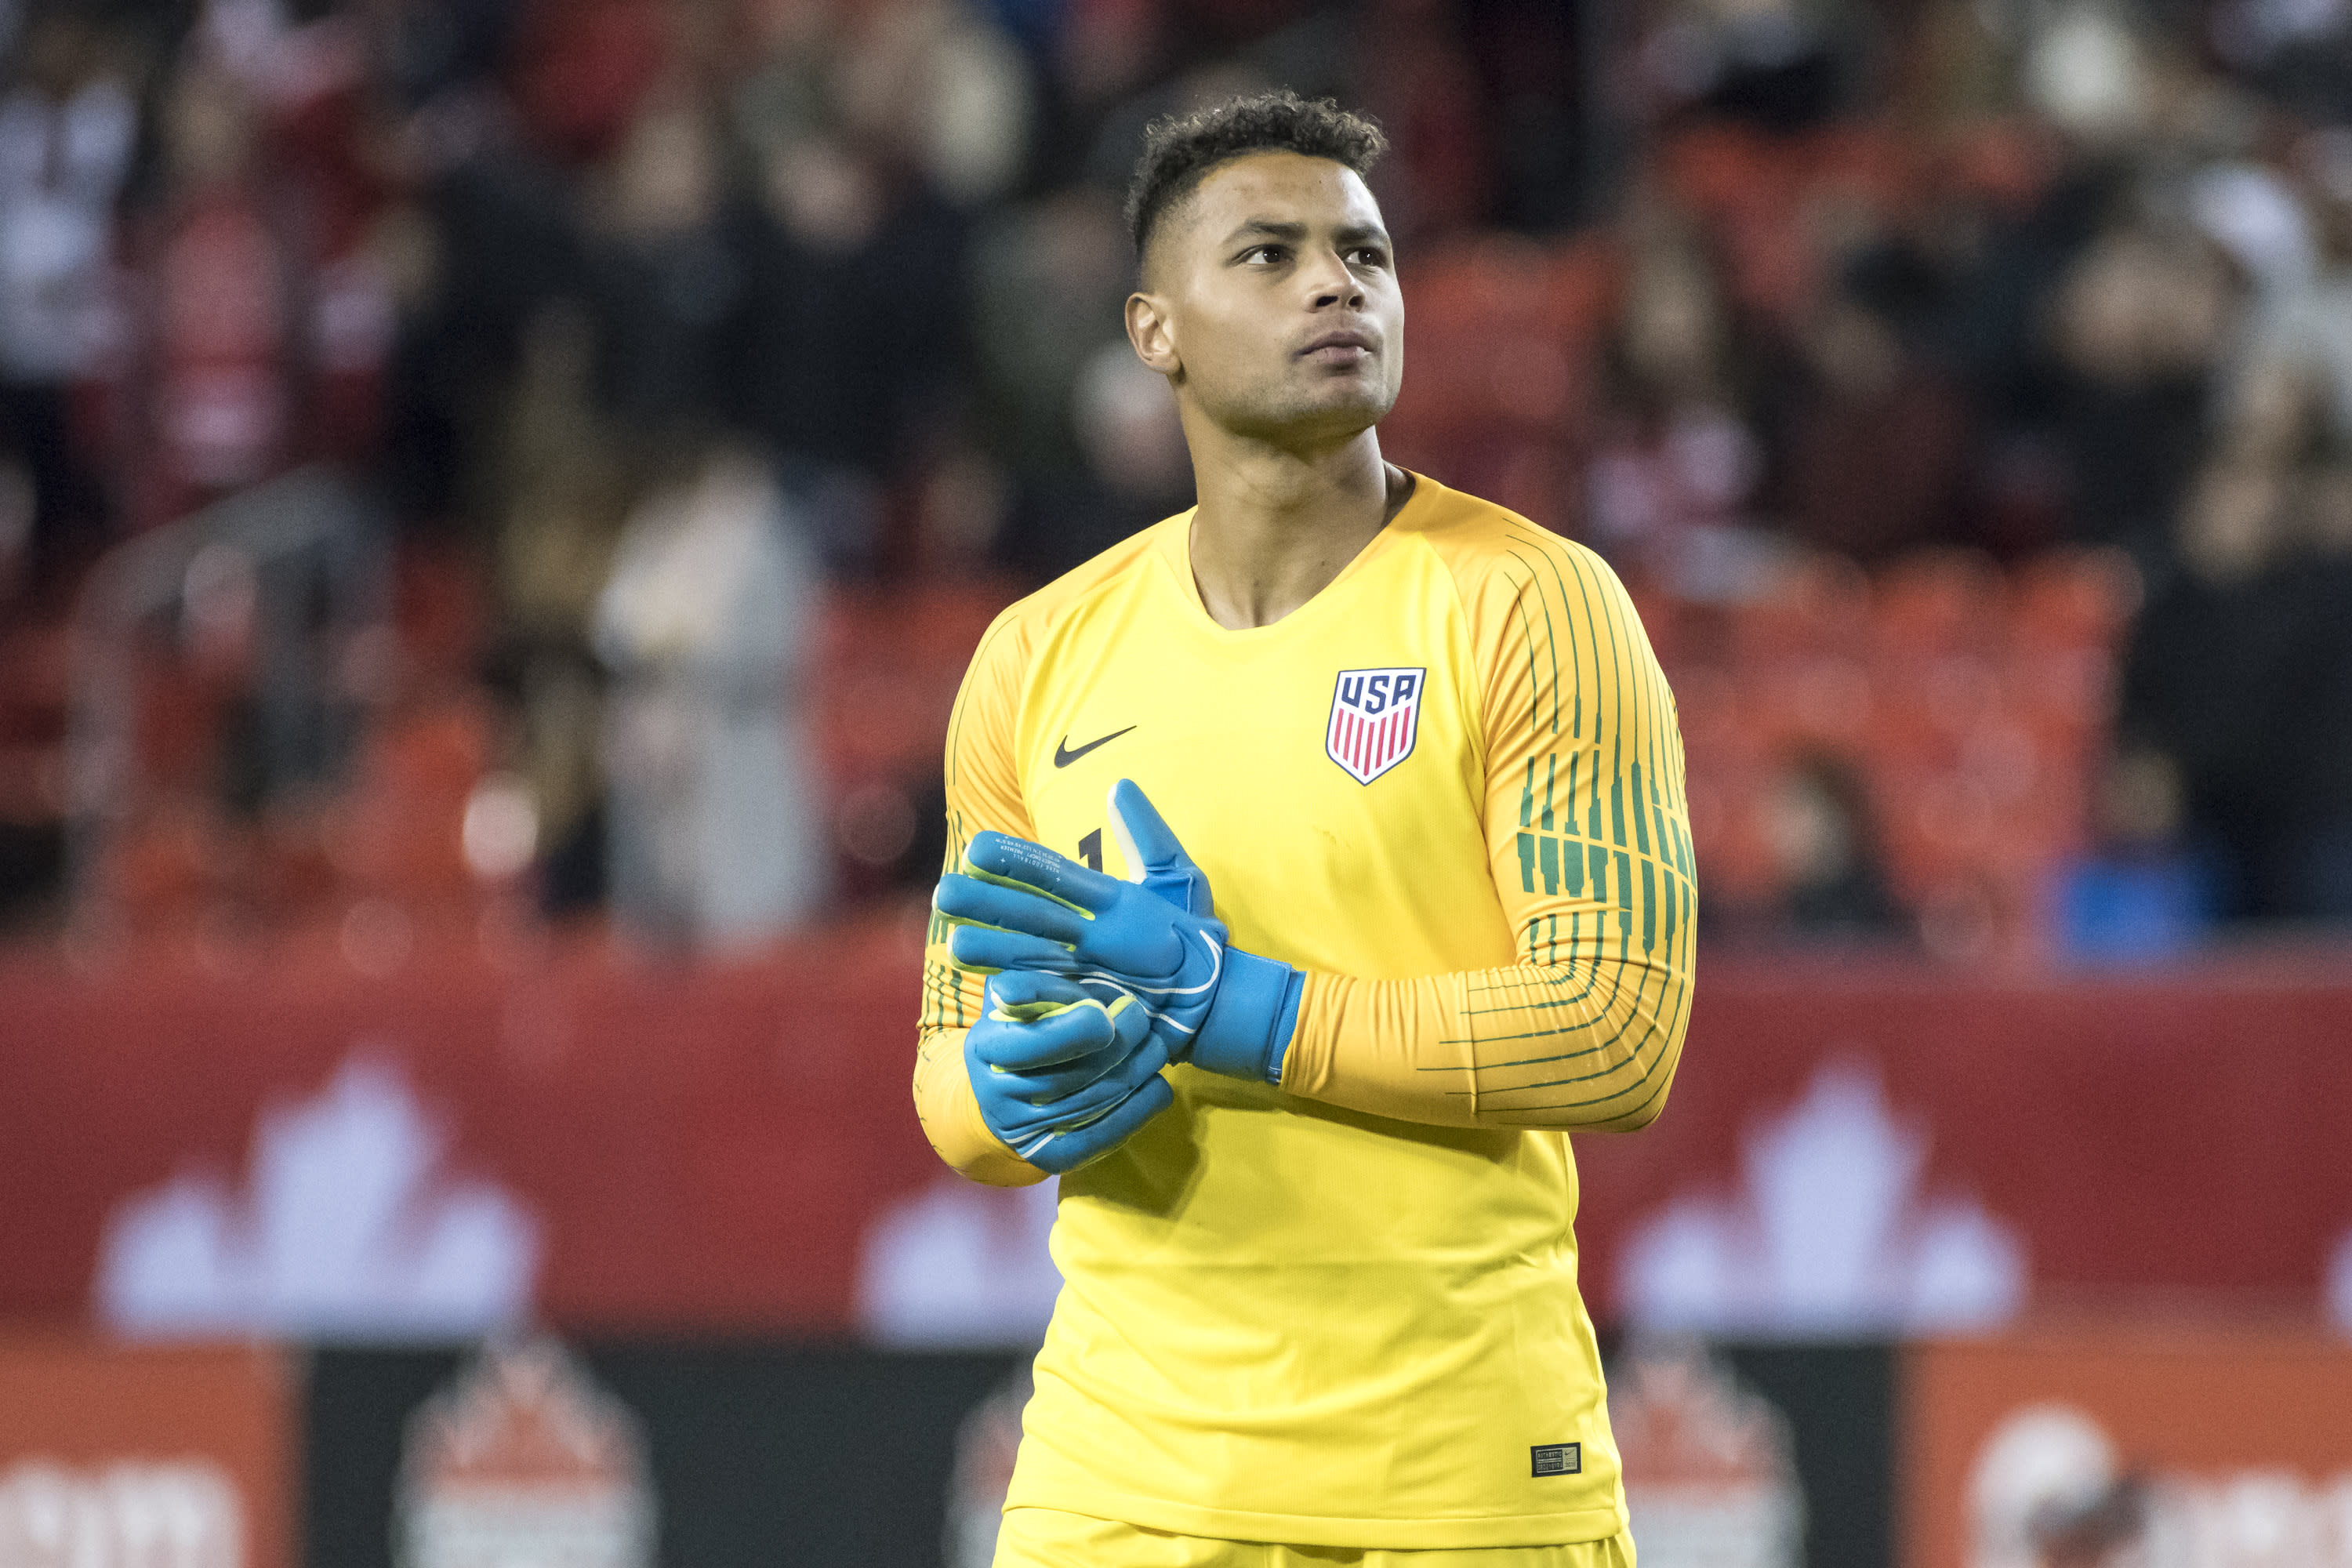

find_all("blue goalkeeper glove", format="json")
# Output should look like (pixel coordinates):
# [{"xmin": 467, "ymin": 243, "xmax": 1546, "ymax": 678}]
[
  {"xmin": 966, "ymin": 969, "xmax": 1173, "ymax": 1172},
  {"xmin": 935, "ymin": 780, "xmax": 1304, "ymax": 1086}
]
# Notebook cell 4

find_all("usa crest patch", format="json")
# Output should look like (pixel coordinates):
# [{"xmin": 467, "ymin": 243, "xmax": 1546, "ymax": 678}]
[{"xmin": 1326, "ymin": 667, "xmax": 1425, "ymax": 785}]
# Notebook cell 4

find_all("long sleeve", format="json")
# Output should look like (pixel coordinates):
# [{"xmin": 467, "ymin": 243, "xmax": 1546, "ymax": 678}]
[
  {"xmin": 914, "ymin": 609, "xmax": 1051, "ymax": 1187},
  {"xmin": 1279, "ymin": 532, "xmax": 1696, "ymax": 1131}
]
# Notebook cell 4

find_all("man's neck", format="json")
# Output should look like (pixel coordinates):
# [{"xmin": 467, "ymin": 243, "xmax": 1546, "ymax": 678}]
[{"xmin": 1184, "ymin": 429, "xmax": 1410, "ymax": 630}]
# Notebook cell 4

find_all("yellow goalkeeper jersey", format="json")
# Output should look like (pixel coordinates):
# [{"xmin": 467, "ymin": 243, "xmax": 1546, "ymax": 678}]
[{"xmin": 914, "ymin": 473, "xmax": 1694, "ymax": 1549}]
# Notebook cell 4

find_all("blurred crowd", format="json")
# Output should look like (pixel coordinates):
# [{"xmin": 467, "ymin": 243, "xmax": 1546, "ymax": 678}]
[{"xmin": 0, "ymin": 0, "xmax": 2347, "ymax": 959}]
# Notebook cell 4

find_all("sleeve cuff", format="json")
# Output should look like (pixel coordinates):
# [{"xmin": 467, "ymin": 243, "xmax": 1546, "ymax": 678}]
[{"xmin": 1195, "ymin": 946, "xmax": 1305, "ymax": 1084}]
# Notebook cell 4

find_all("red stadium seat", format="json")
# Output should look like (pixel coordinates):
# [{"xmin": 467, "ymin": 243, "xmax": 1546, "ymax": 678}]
[
  {"xmin": 1871, "ymin": 549, "xmax": 2009, "ymax": 660},
  {"xmin": 1381, "ymin": 235, "xmax": 1621, "ymax": 531},
  {"xmin": 325, "ymin": 695, "xmax": 495, "ymax": 913},
  {"xmin": 1729, "ymin": 553, "xmax": 1872, "ymax": 665}
]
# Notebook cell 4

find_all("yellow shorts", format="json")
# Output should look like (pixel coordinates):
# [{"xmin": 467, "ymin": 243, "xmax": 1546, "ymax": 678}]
[{"xmin": 993, "ymin": 1507, "xmax": 1637, "ymax": 1567}]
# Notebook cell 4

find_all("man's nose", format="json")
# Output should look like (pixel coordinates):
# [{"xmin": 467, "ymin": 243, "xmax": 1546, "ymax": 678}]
[{"xmin": 1305, "ymin": 247, "xmax": 1365, "ymax": 310}]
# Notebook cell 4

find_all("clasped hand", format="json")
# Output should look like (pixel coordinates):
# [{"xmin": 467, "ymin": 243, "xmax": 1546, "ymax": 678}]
[
  {"xmin": 963, "ymin": 971, "xmax": 1173, "ymax": 1173},
  {"xmin": 935, "ymin": 781, "xmax": 1305, "ymax": 1177}
]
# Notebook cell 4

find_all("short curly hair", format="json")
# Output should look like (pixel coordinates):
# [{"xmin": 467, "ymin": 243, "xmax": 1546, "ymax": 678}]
[{"xmin": 1124, "ymin": 90, "xmax": 1388, "ymax": 264}]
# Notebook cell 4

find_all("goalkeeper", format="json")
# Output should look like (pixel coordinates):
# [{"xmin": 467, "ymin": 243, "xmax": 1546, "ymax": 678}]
[{"xmin": 914, "ymin": 90, "xmax": 1693, "ymax": 1566}]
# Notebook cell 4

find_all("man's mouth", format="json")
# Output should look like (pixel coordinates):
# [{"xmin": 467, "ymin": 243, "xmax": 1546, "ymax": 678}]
[{"xmin": 1298, "ymin": 329, "xmax": 1377, "ymax": 362}]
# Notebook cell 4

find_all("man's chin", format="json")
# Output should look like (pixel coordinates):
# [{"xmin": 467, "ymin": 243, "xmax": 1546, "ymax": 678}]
[{"xmin": 1226, "ymin": 380, "xmax": 1398, "ymax": 445}]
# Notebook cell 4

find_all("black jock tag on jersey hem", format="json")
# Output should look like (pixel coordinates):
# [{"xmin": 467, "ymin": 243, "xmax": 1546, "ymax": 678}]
[{"xmin": 1530, "ymin": 1442, "xmax": 1581, "ymax": 1477}]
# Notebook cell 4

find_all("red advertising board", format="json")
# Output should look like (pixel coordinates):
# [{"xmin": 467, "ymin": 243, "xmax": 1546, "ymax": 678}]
[
  {"xmin": 0, "ymin": 923, "xmax": 2347, "ymax": 1336},
  {"xmin": 0, "ymin": 1338, "xmax": 296, "ymax": 1568},
  {"xmin": 1904, "ymin": 1330, "xmax": 2352, "ymax": 1568},
  {"xmin": 0, "ymin": 916, "xmax": 944, "ymax": 1334}
]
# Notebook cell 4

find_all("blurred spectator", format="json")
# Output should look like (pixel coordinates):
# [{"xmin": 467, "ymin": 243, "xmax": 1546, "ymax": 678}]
[
  {"xmin": 828, "ymin": 0, "xmax": 1032, "ymax": 209},
  {"xmin": 997, "ymin": 336, "xmax": 1191, "ymax": 579},
  {"xmin": 485, "ymin": 299, "xmax": 629, "ymax": 915},
  {"xmin": 2231, "ymin": 127, "xmax": 2352, "ymax": 452},
  {"xmin": 968, "ymin": 180, "xmax": 1175, "ymax": 575},
  {"xmin": 0, "ymin": 8, "xmax": 134, "ymax": 581},
  {"xmin": 2054, "ymin": 749, "xmax": 2216, "ymax": 961},
  {"xmin": 2017, "ymin": 0, "xmax": 2157, "ymax": 149},
  {"xmin": 2187, "ymin": 159, "xmax": 2317, "ymax": 300},
  {"xmin": 362, "ymin": 0, "xmax": 522, "ymax": 119},
  {"xmin": 1702, "ymin": 747, "xmax": 1911, "ymax": 949},
  {"xmin": 1766, "ymin": 245, "xmax": 1973, "ymax": 561},
  {"xmin": 724, "ymin": 8, "xmax": 1001, "ymax": 570},
  {"xmin": 1, "ymin": 0, "xmax": 2347, "ymax": 956},
  {"xmin": 969, "ymin": 186, "xmax": 1131, "ymax": 486},
  {"xmin": 1343, "ymin": 0, "xmax": 1488, "ymax": 243},
  {"xmin": 2115, "ymin": 406, "xmax": 2352, "ymax": 920},
  {"xmin": 379, "ymin": 144, "xmax": 584, "ymax": 532},
  {"xmin": 111, "ymin": 43, "xmax": 316, "ymax": 531},
  {"xmin": 2045, "ymin": 218, "xmax": 2241, "ymax": 573},
  {"xmin": 507, "ymin": 0, "xmax": 667, "ymax": 165},
  {"xmin": 1584, "ymin": 197, "xmax": 1772, "ymax": 596},
  {"xmin": 584, "ymin": 91, "xmax": 744, "ymax": 434},
  {"xmin": 2211, "ymin": 0, "xmax": 2352, "ymax": 118},
  {"xmin": 1637, "ymin": 0, "xmax": 1852, "ymax": 134},
  {"xmin": 1762, "ymin": 751, "xmax": 1907, "ymax": 941},
  {"xmin": 1050, "ymin": 0, "xmax": 1166, "ymax": 122},
  {"xmin": 0, "ymin": 449, "xmax": 30, "ymax": 601},
  {"xmin": 593, "ymin": 433, "xmax": 825, "ymax": 949}
]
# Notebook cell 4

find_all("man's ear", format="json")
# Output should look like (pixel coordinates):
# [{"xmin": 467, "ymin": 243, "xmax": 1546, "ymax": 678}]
[{"xmin": 1126, "ymin": 291, "xmax": 1181, "ymax": 379}]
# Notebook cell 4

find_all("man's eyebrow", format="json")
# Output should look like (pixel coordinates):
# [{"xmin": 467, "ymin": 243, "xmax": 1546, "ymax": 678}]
[
  {"xmin": 1221, "ymin": 218, "xmax": 1309, "ymax": 247},
  {"xmin": 1218, "ymin": 218, "xmax": 1395, "ymax": 250}
]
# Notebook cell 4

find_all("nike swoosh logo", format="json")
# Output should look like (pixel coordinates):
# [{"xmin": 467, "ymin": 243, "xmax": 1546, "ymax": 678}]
[{"xmin": 1054, "ymin": 726, "xmax": 1136, "ymax": 768}]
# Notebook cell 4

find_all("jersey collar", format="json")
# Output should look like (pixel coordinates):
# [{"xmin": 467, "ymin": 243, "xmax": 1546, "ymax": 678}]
[{"xmin": 1151, "ymin": 469, "xmax": 1444, "ymax": 640}]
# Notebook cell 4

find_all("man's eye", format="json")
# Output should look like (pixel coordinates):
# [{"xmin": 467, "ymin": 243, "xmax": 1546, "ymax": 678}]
[
  {"xmin": 1244, "ymin": 245, "xmax": 1287, "ymax": 264},
  {"xmin": 1351, "ymin": 248, "xmax": 1389, "ymax": 267}
]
